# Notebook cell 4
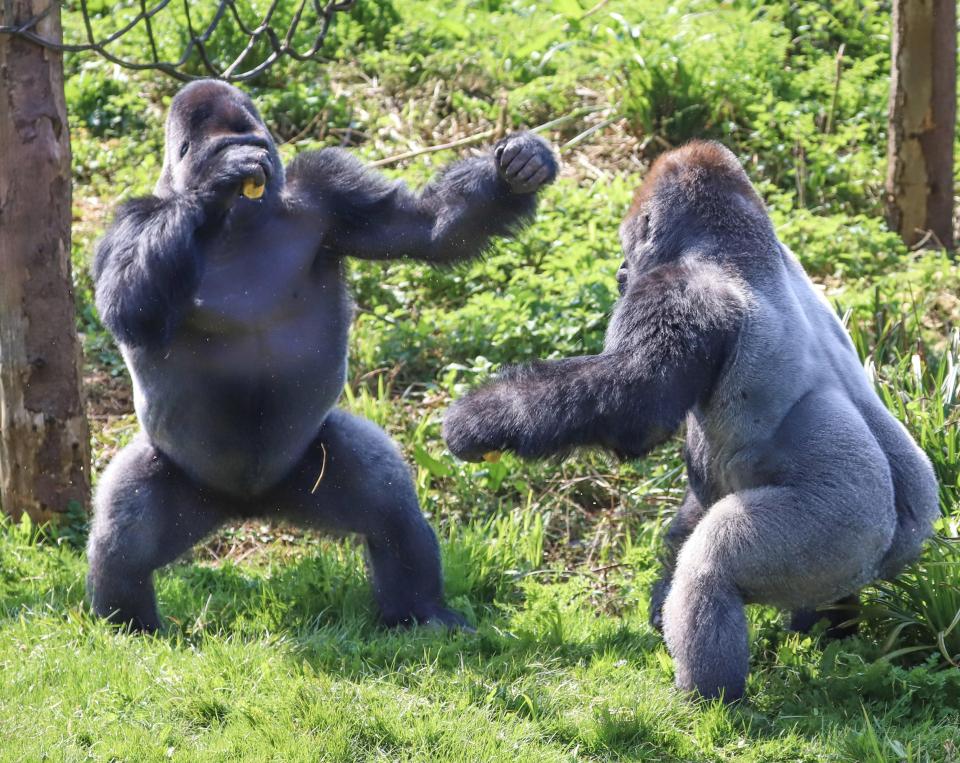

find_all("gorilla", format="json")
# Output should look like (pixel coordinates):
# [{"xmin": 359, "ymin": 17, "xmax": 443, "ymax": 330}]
[
  {"xmin": 442, "ymin": 141, "xmax": 938, "ymax": 701},
  {"xmin": 88, "ymin": 79, "xmax": 557, "ymax": 632}
]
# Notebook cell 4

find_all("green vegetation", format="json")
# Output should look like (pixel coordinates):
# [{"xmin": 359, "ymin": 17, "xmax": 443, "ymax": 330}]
[{"xmin": 1, "ymin": 0, "xmax": 959, "ymax": 759}]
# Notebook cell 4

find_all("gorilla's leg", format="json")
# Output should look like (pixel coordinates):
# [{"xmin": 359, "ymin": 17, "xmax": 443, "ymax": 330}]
[
  {"xmin": 789, "ymin": 594, "xmax": 860, "ymax": 639},
  {"xmin": 662, "ymin": 544, "xmax": 749, "ymax": 703},
  {"xmin": 87, "ymin": 434, "xmax": 227, "ymax": 632},
  {"xmin": 662, "ymin": 485, "xmax": 887, "ymax": 702},
  {"xmin": 274, "ymin": 409, "xmax": 467, "ymax": 628},
  {"xmin": 650, "ymin": 490, "xmax": 707, "ymax": 632}
]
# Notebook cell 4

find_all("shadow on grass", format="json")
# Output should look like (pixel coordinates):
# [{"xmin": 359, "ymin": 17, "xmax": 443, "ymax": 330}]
[
  {"xmin": 5, "ymin": 536, "xmax": 960, "ymax": 761},
  {"xmin": 144, "ymin": 552, "xmax": 960, "ymax": 754}
]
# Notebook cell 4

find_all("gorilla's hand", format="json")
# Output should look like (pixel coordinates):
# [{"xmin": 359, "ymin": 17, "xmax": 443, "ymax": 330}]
[
  {"xmin": 648, "ymin": 576, "xmax": 671, "ymax": 633},
  {"xmin": 443, "ymin": 387, "xmax": 515, "ymax": 462},
  {"xmin": 495, "ymin": 132, "xmax": 558, "ymax": 194},
  {"xmin": 193, "ymin": 148, "xmax": 271, "ymax": 214}
]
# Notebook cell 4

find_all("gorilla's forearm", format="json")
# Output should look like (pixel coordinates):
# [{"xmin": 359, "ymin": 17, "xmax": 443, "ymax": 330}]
[
  {"xmin": 419, "ymin": 132, "xmax": 558, "ymax": 261},
  {"xmin": 443, "ymin": 354, "xmax": 689, "ymax": 461},
  {"xmin": 292, "ymin": 133, "xmax": 556, "ymax": 264},
  {"xmin": 93, "ymin": 195, "xmax": 206, "ymax": 348},
  {"xmin": 408, "ymin": 154, "xmax": 540, "ymax": 263}
]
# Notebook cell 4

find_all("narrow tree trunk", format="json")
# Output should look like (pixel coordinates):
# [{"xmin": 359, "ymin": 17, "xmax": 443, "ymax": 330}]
[
  {"xmin": 0, "ymin": 0, "xmax": 90, "ymax": 522},
  {"xmin": 885, "ymin": 0, "xmax": 957, "ymax": 250}
]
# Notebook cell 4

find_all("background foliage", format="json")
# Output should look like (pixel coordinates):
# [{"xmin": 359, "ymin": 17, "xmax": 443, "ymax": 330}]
[{"xmin": 2, "ymin": 0, "xmax": 960, "ymax": 759}]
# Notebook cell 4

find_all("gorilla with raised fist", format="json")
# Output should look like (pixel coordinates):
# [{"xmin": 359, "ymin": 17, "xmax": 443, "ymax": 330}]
[
  {"xmin": 443, "ymin": 141, "xmax": 937, "ymax": 702},
  {"xmin": 88, "ymin": 79, "xmax": 557, "ymax": 632}
]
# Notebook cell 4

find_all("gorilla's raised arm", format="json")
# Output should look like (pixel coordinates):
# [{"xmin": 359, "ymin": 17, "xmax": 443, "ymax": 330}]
[
  {"xmin": 93, "ymin": 196, "xmax": 207, "ymax": 348},
  {"xmin": 442, "ymin": 260, "xmax": 746, "ymax": 461},
  {"xmin": 290, "ymin": 132, "xmax": 557, "ymax": 264}
]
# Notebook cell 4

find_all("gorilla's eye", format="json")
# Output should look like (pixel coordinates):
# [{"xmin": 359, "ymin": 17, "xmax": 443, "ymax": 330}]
[{"xmin": 179, "ymin": 141, "xmax": 189, "ymax": 159}]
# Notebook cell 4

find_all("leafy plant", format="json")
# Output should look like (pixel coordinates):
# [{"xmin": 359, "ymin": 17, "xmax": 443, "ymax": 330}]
[{"xmin": 861, "ymin": 537, "xmax": 960, "ymax": 667}]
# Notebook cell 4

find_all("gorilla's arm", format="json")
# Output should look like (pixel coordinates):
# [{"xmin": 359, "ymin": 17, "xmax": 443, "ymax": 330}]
[
  {"xmin": 443, "ymin": 260, "xmax": 747, "ymax": 461},
  {"xmin": 289, "ymin": 132, "xmax": 557, "ymax": 264},
  {"xmin": 442, "ymin": 353, "xmax": 700, "ymax": 461},
  {"xmin": 94, "ymin": 142, "xmax": 265, "ymax": 348},
  {"xmin": 93, "ymin": 196, "xmax": 207, "ymax": 348}
]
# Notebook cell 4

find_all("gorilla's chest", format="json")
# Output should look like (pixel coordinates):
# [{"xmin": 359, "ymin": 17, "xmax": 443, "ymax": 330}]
[
  {"xmin": 189, "ymin": 218, "xmax": 335, "ymax": 333},
  {"xmin": 126, "ymin": 217, "xmax": 352, "ymax": 494}
]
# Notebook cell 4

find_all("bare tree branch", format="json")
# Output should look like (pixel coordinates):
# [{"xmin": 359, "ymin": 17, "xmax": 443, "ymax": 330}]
[{"xmin": 0, "ymin": 0, "xmax": 356, "ymax": 82}]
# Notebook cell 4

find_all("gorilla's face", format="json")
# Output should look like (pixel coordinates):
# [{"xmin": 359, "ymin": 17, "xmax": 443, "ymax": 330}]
[{"xmin": 156, "ymin": 80, "xmax": 284, "ymax": 198}]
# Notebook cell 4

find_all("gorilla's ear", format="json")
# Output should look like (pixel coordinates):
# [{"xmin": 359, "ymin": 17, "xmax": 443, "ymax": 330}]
[{"xmin": 619, "ymin": 210, "xmax": 647, "ymax": 256}]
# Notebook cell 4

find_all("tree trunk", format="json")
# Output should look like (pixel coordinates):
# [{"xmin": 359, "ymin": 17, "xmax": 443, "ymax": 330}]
[
  {"xmin": 885, "ymin": 0, "xmax": 957, "ymax": 250},
  {"xmin": 0, "ymin": 0, "xmax": 90, "ymax": 522}
]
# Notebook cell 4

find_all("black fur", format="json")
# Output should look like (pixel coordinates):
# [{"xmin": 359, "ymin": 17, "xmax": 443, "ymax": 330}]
[
  {"xmin": 442, "ymin": 259, "xmax": 737, "ymax": 462},
  {"xmin": 443, "ymin": 140, "xmax": 938, "ymax": 702},
  {"xmin": 92, "ymin": 196, "xmax": 205, "ymax": 348},
  {"xmin": 88, "ymin": 79, "xmax": 557, "ymax": 632},
  {"xmin": 292, "ymin": 147, "xmax": 547, "ymax": 262}
]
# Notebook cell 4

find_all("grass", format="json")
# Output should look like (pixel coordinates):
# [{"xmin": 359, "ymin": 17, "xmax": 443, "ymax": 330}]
[
  {"xmin": 2, "ymin": 0, "xmax": 960, "ymax": 759},
  {"xmin": 3, "ymin": 502, "xmax": 960, "ymax": 762}
]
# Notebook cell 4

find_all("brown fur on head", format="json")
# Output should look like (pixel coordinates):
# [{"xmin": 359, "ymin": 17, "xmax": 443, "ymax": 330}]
[
  {"xmin": 619, "ymin": 141, "xmax": 772, "ymax": 262},
  {"xmin": 628, "ymin": 140, "xmax": 764, "ymax": 218}
]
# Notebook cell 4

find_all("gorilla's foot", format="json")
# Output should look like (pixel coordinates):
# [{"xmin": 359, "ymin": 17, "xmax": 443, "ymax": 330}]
[
  {"xmin": 90, "ymin": 591, "xmax": 163, "ymax": 634},
  {"xmin": 789, "ymin": 594, "xmax": 860, "ymax": 640},
  {"xmin": 417, "ymin": 606, "xmax": 475, "ymax": 632},
  {"xmin": 382, "ymin": 604, "xmax": 474, "ymax": 632}
]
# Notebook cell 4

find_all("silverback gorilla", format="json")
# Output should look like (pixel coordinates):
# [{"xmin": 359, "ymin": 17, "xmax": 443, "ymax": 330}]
[
  {"xmin": 442, "ymin": 141, "xmax": 938, "ymax": 701},
  {"xmin": 88, "ymin": 80, "xmax": 557, "ymax": 632}
]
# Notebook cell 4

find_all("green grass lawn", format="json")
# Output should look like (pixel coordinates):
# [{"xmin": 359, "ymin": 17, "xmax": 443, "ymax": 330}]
[
  {"xmin": 2, "ymin": 0, "xmax": 960, "ymax": 760},
  {"xmin": 2, "ymin": 497, "xmax": 960, "ymax": 761}
]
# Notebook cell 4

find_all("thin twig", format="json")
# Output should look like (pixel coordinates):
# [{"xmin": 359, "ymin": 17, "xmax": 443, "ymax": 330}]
[
  {"xmin": 590, "ymin": 562, "xmax": 627, "ymax": 574},
  {"xmin": 581, "ymin": 0, "xmax": 611, "ymax": 19},
  {"xmin": 367, "ymin": 107, "xmax": 605, "ymax": 169},
  {"xmin": 825, "ymin": 43, "xmax": 845, "ymax": 135},
  {"xmin": 560, "ymin": 115, "xmax": 619, "ymax": 152},
  {"xmin": 310, "ymin": 443, "xmax": 328, "ymax": 494},
  {"xmin": 909, "ymin": 228, "xmax": 946, "ymax": 252},
  {"xmin": 368, "ymin": 129, "xmax": 497, "ymax": 168}
]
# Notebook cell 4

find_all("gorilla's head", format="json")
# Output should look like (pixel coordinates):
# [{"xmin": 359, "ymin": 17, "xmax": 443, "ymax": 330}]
[
  {"xmin": 156, "ymin": 79, "xmax": 284, "ymax": 198},
  {"xmin": 618, "ymin": 141, "xmax": 771, "ymax": 281}
]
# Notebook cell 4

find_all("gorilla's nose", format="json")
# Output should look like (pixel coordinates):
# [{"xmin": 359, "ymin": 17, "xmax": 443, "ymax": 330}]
[{"xmin": 212, "ymin": 134, "xmax": 271, "ymax": 156}]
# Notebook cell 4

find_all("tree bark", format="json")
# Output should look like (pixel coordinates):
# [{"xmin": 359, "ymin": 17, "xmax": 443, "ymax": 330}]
[
  {"xmin": 885, "ymin": 0, "xmax": 957, "ymax": 250},
  {"xmin": 0, "ymin": 0, "xmax": 90, "ymax": 521}
]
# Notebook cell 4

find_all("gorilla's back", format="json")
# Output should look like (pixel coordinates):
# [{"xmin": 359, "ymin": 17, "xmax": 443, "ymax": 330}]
[
  {"xmin": 779, "ymin": 247, "xmax": 940, "ymax": 576},
  {"xmin": 688, "ymin": 243, "xmax": 937, "ymax": 568}
]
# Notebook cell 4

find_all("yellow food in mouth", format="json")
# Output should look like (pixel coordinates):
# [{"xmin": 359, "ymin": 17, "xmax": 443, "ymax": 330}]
[
  {"xmin": 483, "ymin": 451, "xmax": 502, "ymax": 463},
  {"xmin": 242, "ymin": 177, "xmax": 266, "ymax": 199}
]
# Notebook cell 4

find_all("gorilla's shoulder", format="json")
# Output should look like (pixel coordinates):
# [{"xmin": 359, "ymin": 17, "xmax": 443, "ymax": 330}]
[
  {"xmin": 286, "ymin": 148, "xmax": 397, "ymax": 208},
  {"xmin": 288, "ymin": 146, "xmax": 358, "ymax": 172}
]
